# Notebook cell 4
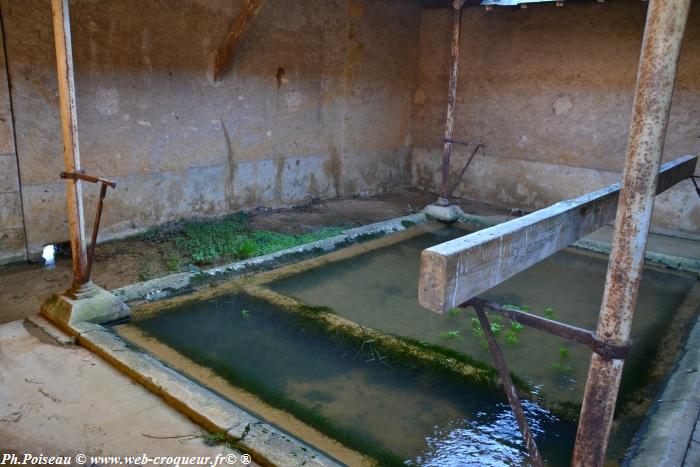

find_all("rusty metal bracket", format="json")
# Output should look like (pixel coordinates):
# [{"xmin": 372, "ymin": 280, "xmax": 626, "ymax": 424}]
[
  {"xmin": 60, "ymin": 170, "xmax": 117, "ymax": 280},
  {"xmin": 459, "ymin": 296, "xmax": 629, "ymax": 466},
  {"xmin": 60, "ymin": 170, "xmax": 117, "ymax": 188},
  {"xmin": 444, "ymin": 138, "xmax": 472, "ymax": 146},
  {"xmin": 446, "ymin": 143, "xmax": 486, "ymax": 199},
  {"xmin": 457, "ymin": 297, "xmax": 633, "ymax": 467},
  {"xmin": 462, "ymin": 298, "xmax": 631, "ymax": 361}
]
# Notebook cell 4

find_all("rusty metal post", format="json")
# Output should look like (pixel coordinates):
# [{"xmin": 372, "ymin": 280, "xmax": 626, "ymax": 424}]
[
  {"xmin": 86, "ymin": 182, "xmax": 108, "ymax": 280},
  {"xmin": 438, "ymin": 0, "xmax": 466, "ymax": 206},
  {"xmin": 572, "ymin": 1, "xmax": 691, "ymax": 465},
  {"xmin": 51, "ymin": 0, "xmax": 90, "ymax": 294}
]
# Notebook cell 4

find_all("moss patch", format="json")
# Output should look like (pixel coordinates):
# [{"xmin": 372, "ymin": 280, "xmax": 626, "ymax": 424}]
[{"xmin": 140, "ymin": 212, "xmax": 346, "ymax": 266}]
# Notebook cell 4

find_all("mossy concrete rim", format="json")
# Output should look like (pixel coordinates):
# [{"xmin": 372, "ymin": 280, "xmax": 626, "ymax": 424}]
[
  {"xmin": 625, "ymin": 313, "xmax": 700, "ymax": 466},
  {"xmin": 242, "ymin": 285, "xmax": 504, "ymax": 388},
  {"xmin": 112, "ymin": 213, "xmax": 428, "ymax": 304},
  {"xmin": 237, "ymin": 285, "xmax": 585, "ymax": 421},
  {"xmin": 69, "ymin": 320, "xmax": 344, "ymax": 467}
]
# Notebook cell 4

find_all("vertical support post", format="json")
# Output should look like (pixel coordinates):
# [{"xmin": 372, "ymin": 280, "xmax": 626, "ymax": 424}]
[
  {"xmin": 572, "ymin": 1, "xmax": 691, "ymax": 465},
  {"xmin": 50, "ymin": 0, "xmax": 90, "ymax": 294},
  {"xmin": 438, "ymin": 1, "xmax": 465, "ymax": 206}
]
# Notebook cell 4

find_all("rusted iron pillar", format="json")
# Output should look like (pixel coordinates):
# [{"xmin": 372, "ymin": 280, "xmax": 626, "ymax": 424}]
[
  {"xmin": 437, "ymin": 0, "xmax": 466, "ymax": 206},
  {"xmin": 572, "ymin": 1, "xmax": 691, "ymax": 465},
  {"xmin": 50, "ymin": 0, "xmax": 90, "ymax": 294}
]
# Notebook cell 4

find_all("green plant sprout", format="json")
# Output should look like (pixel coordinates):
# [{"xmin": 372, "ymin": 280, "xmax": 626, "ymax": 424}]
[
  {"xmin": 503, "ymin": 304, "xmax": 530, "ymax": 313},
  {"xmin": 552, "ymin": 362, "xmax": 572, "ymax": 373},
  {"xmin": 558, "ymin": 346, "xmax": 570, "ymax": 359},
  {"xmin": 543, "ymin": 307, "xmax": 557, "ymax": 320},
  {"xmin": 470, "ymin": 318, "xmax": 484, "ymax": 338},
  {"xmin": 448, "ymin": 307, "xmax": 463, "ymax": 317},
  {"xmin": 202, "ymin": 432, "xmax": 226, "ymax": 446},
  {"xmin": 202, "ymin": 432, "xmax": 237, "ymax": 451},
  {"xmin": 505, "ymin": 321, "xmax": 524, "ymax": 345},
  {"xmin": 552, "ymin": 345, "xmax": 572, "ymax": 373},
  {"xmin": 165, "ymin": 253, "xmax": 180, "ymax": 272},
  {"xmin": 459, "ymin": 304, "xmax": 555, "ymax": 348},
  {"xmin": 440, "ymin": 330, "xmax": 461, "ymax": 340}
]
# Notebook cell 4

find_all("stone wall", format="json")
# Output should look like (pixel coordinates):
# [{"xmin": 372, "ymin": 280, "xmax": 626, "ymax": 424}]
[
  {"xmin": 2, "ymin": 0, "xmax": 699, "ymax": 265},
  {"xmin": 0, "ymin": 0, "xmax": 421, "ymax": 262},
  {"xmin": 0, "ymin": 17, "xmax": 26, "ymax": 264},
  {"xmin": 411, "ymin": 1, "xmax": 700, "ymax": 235}
]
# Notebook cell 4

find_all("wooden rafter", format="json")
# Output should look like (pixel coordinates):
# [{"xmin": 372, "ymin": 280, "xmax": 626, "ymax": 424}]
[{"xmin": 212, "ymin": 0, "xmax": 267, "ymax": 81}]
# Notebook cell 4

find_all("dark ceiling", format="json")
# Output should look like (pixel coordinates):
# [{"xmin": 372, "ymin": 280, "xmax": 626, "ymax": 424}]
[{"xmin": 422, "ymin": 0, "xmax": 484, "ymax": 7}]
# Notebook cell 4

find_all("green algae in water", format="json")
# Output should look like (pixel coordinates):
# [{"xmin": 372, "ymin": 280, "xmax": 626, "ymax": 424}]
[
  {"xmin": 133, "ymin": 293, "xmax": 576, "ymax": 466},
  {"xmin": 268, "ymin": 228, "xmax": 695, "ymax": 406}
]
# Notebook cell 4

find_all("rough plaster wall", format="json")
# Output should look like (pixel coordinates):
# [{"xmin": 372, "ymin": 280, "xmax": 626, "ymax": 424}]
[
  {"xmin": 0, "ymin": 0, "xmax": 420, "ymax": 259},
  {"xmin": 411, "ymin": 1, "xmax": 700, "ymax": 235},
  {"xmin": 0, "ymin": 17, "xmax": 26, "ymax": 264}
]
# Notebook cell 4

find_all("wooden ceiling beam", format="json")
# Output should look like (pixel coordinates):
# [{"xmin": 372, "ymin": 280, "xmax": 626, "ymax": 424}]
[
  {"xmin": 212, "ymin": 0, "xmax": 268, "ymax": 81},
  {"xmin": 422, "ymin": 0, "xmax": 481, "ymax": 8}
]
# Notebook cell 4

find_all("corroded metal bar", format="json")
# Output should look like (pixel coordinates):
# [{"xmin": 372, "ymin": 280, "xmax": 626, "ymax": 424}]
[
  {"xmin": 573, "ymin": 1, "xmax": 692, "ymax": 465},
  {"xmin": 463, "ymin": 298, "xmax": 630, "ymax": 360},
  {"xmin": 438, "ymin": 1, "xmax": 466, "ymax": 205},
  {"xmin": 472, "ymin": 303, "xmax": 544, "ymax": 467},
  {"xmin": 61, "ymin": 171, "xmax": 117, "ymax": 188},
  {"xmin": 444, "ymin": 138, "xmax": 472, "ymax": 146},
  {"xmin": 447, "ymin": 143, "xmax": 484, "ymax": 198},
  {"xmin": 86, "ymin": 183, "xmax": 108, "ymax": 280},
  {"xmin": 51, "ymin": 0, "xmax": 89, "ymax": 290},
  {"xmin": 59, "ymin": 171, "xmax": 117, "ymax": 280}
]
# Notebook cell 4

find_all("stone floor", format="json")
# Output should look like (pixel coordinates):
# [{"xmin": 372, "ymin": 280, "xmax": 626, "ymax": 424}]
[{"xmin": 0, "ymin": 318, "xmax": 258, "ymax": 466}]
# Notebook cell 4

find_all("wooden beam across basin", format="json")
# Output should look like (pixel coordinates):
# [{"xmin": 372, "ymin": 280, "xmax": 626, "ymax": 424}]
[{"xmin": 419, "ymin": 154, "xmax": 697, "ymax": 313}]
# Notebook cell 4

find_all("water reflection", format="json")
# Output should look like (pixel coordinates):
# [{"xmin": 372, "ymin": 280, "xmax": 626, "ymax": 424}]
[{"xmin": 414, "ymin": 401, "xmax": 559, "ymax": 466}]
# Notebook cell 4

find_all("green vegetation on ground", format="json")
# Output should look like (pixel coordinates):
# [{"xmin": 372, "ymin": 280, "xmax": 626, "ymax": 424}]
[{"xmin": 140, "ymin": 212, "xmax": 346, "ymax": 266}]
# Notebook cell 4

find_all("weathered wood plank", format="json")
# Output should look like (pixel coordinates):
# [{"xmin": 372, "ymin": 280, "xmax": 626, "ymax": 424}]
[
  {"xmin": 419, "ymin": 155, "xmax": 697, "ymax": 312},
  {"xmin": 212, "ymin": 0, "xmax": 267, "ymax": 81}
]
